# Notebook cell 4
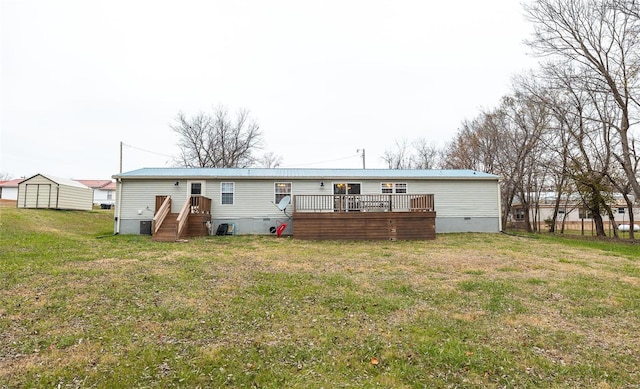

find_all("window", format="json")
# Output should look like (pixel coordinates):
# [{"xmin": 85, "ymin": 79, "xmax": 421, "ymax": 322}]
[
  {"xmin": 381, "ymin": 183, "xmax": 407, "ymax": 194},
  {"xmin": 221, "ymin": 182, "xmax": 234, "ymax": 205},
  {"xmin": 579, "ymin": 208, "xmax": 592, "ymax": 219},
  {"xmin": 107, "ymin": 191, "xmax": 113, "ymax": 200},
  {"xmin": 333, "ymin": 183, "xmax": 361, "ymax": 211},
  {"xmin": 558, "ymin": 208, "xmax": 565, "ymax": 214},
  {"xmin": 334, "ymin": 183, "xmax": 361, "ymax": 195},
  {"xmin": 191, "ymin": 182, "xmax": 202, "ymax": 196},
  {"xmin": 514, "ymin": 208, "xmax": 525, "ymax": 220},
  {"xmin": 618, "ymin": 207, "xmax": 626, "ymax": 214},
  {"xmin": 275, "ymin": 182, "xmax": 292, "ymax": 204}
]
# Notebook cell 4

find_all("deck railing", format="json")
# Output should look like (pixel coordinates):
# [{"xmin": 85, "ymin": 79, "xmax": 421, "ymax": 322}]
[
  {"xmin": 190, "ymin": 195, "xmax": 211, "ymax": 214},
  {"xmin": 293, "ymin": 194, "xmax": 434, "ymax": 213}
]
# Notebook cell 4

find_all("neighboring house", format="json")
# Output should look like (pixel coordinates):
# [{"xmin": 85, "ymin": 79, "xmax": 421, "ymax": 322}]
[
  {"xmin": 112, "ymin": 168, "xmax": 502, "ymax": 240},
  {"xmin": 0, "ymin": 178, "xmax": 23, "ymax": 201},
  {"xmin": 75, "ymin": 179, "xmax": 117, "ymax": 208},
  {"xmin": 510, "ymin": 193, "xmax": 639, "ymax": 231},
  {"xmin": 17, "ymin": 174, "xmax": 94, "ymax": 211}
]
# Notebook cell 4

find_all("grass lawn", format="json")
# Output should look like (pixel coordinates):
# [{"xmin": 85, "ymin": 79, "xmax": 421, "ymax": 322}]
[{"xmin": 1, "ymin": 207, "xmax": 639, "ymax": 388}]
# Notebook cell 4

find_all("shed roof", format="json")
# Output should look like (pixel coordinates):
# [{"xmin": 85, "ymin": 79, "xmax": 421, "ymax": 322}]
[
  {"xmin": 113, "ymin": 168, "xmax": 498, "ymax": 180},
  {"xmin": 21, "ymin": 174, "xmax": 90, "ymax": 189}
]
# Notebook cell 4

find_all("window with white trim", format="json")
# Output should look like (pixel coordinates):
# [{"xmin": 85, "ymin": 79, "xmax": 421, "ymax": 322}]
[
  {"xmin": 514, "ymin": 208, "xmax": 525, "ymax": 220},
  {"xmin": 221, "ymin": 182, "xmax": 234, "ymax": 205},
  {"xmin": 275, "ymin": 182, "xmax": 292, "ymax": 204},
  {"xmin": 381, "ymin": 183, "xmax": 407, "ymax": 194}
]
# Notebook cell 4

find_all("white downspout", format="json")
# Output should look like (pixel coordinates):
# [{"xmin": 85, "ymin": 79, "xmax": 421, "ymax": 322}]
[
  {"xmin": 497, "ymin": 178, "xmax": 503, "ymax": 232},
  {"xmin": 115, "ymin": 178, "xmax": 123, "ymax": 234}
]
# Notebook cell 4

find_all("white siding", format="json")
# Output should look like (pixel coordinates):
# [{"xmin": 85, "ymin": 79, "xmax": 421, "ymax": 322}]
[
  {"xmin": 0, "ymin": 187, "xmax": 18, "ymax": 200},
  {"xmin": 364, "ymin": 179, "xmax": 499, "ymax": 218},
  {"xmin": 93, "ymin": 189, "xmax": 116, "ymax": 205},
  {"xmin": 416, "ymin": 180, "xmax": 500, "ymax": 218},
  {"xmin": 205, "ymin": 179, "xmax": 298, "ymax": 219},
  {"xmin": 119, "ymin": 178, "xmax": 499, "ymax": 219},
  {"xmin": 56, "ymin": 185, "xmax": 93, "ymax": 211},
  {"xmin": 117, "ymin": 175, "xmax": 501, "ymax": 234},
  {"xmin": 118, "ymin": 179, "xmax": 189, "ymax": 219}
]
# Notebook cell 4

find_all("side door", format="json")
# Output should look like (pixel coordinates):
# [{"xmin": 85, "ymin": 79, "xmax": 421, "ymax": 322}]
[{"xmin": 187, "ymin": 181, "xmax": 205, "ymax": 212}]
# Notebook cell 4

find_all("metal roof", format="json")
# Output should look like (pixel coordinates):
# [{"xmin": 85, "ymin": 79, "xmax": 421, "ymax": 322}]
[
  {"xmin": 75, "ymin": 179, "xmax": 114, "ymax": 189},
  {"xmin": 113, "ymin": 168, "xmax": 498, "ymax": 180},
  {"xmin": 20, "ymin": 173, "xmax": 91, "ymax": 189},
  {"xmin": 0, "ymin": 178, "xmax": 24, "ymax": 188}
]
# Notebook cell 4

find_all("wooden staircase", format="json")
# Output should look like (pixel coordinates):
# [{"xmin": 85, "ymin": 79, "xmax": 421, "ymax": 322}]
[
  {"xmin": 153, "ymin": 213, "xmax": 179, "ymax": 242},
  {"xmin": 152, "ymin": 195, "xmax": 212, "ymax": 242}
]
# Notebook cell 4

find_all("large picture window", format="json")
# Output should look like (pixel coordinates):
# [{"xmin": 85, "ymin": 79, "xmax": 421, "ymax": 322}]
[
  {"xmin": 221, "ymin": 182, "xmax": 234, "ymax": 205},
  {"xmin": 381, "ymin": 183, "xmax": 407, "ymax": 194},
  {"xmin": 275, "ymin": 182, "xmax": 292, "ymax": 204}
]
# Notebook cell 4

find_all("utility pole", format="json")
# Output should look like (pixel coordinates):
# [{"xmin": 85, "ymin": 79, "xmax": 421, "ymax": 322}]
[
  {"xmin": 357, "ymin": 148, "xmax": 366, "ymax": 169},
  {"xmin": 119, "ymin": 141, "xmax": 123, "ymax": 173}
]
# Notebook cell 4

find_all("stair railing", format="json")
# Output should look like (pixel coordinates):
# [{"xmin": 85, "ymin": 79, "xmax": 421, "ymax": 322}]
[
  {"xmin": 176, "ymin": 196, "xmax": 192, "ymax": 239},
  {"xmin": 152, "ymin": 196, "xmax": 171, "ymax": 235}
]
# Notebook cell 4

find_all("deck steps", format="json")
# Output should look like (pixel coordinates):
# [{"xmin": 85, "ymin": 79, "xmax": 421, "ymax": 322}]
[
  {"xmin": 152, "ymin": 213, "xmax": 179, "ymax": 242},
  {"xmin": 152, "ymin": 213, "xmax": 211, "ymax": 242}
]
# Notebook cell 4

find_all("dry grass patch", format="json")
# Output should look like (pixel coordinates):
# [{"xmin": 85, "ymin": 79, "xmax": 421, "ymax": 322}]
[{"xmin": 1, "ymin": 208, "xmax": 639, "ymax": 387}]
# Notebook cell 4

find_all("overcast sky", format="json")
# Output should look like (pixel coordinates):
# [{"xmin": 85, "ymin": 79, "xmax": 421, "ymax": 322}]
[{"xmin": 1, "ymin": 0, "xmax": 536, "ymax": 180}]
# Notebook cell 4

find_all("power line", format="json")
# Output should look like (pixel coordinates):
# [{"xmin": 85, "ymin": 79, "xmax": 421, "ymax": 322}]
[{"xmin": 122, "ymin": 142, "xmax": 174, "ymax": 159}]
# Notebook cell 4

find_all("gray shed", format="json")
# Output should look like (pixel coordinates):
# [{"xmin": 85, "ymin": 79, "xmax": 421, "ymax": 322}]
[{"xmin": 17, "ymin": 174, "xmax": 94, "ymax": 211}]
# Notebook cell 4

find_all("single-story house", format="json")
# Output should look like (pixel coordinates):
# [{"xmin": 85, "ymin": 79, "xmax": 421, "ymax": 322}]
[
  {"xmin": 17, "ymin": 174, "xmax": 94, "ymax": 211},
  {"xmin": 75, "ymin": 179, "xmax": 117, "ymax": 208},
  {"xmin": 0, "ymin": 178, "xmax": 23, "ymax": 201},
  {"xmin": 112, "ymin": 168, "xmax": 501, "ymax": 240},
  {"xmin": 511, "ymin": 192, "xmax": 639, "ymax": 232}
]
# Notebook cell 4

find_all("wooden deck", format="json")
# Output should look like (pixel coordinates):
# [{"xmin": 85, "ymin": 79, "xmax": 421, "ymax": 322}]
[{"xmin": 292, "ymin": 194, "xmax": 436, "ymax": 240}]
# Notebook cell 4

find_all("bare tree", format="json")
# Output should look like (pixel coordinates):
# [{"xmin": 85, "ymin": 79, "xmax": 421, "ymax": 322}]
[
  {"xmin": 0, "ymin": 172, "xmax": 13, "ymax": 181},
  {"xmin": 501, "ymin": 91, "xmax": 551, "ymax": 232},
  {"xmin": 411, "ymin": 138, "xmax": 440, "ymax": 169},
  {"xmin": 441, "ymin": 119, "xmax": 493, "ymax": 172},
  {"xmin": 259, "ymin": 152, "xmax": 283, "ymax": 168},
  {"xmin": 172, "ymin": 106, "xmax": 263, "ymax": 168},
  {"xmin": 525, "ymin": 0, "xmax": 640, "ymax": 202},
  {"xmin": 381, "ymin": 139, "xmax": 413, "ymax": 169},
  {"xmin": 381, "ymin": 138, "xmax": 443, "ymax": 169},
  {"xmin": 616, "ymin": 0, "xmax": 640, "ymax": 18}
]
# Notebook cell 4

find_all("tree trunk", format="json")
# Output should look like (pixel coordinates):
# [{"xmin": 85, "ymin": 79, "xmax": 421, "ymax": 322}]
[
  {"xmin": 622, "ymin": 194, "xmax": 636, "ymax": 240},
  {"xmin": 592, "ymin": 211, "xmax": 606, "ymax": 237}
]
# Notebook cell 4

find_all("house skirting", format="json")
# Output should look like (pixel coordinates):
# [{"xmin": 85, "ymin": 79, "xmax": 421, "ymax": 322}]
[
  {"xmin": 118, "ymin": 215, "xmax": 499, "ymax": 236},
  {"xmin": 435, "ymin": 217, "xmax": 500, "ymax": 233}
]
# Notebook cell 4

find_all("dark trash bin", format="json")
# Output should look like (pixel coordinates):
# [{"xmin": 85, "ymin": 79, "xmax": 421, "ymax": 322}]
[{"xmin": 215, "ymin": 223, "xmax": 229, "ymax": 236}]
